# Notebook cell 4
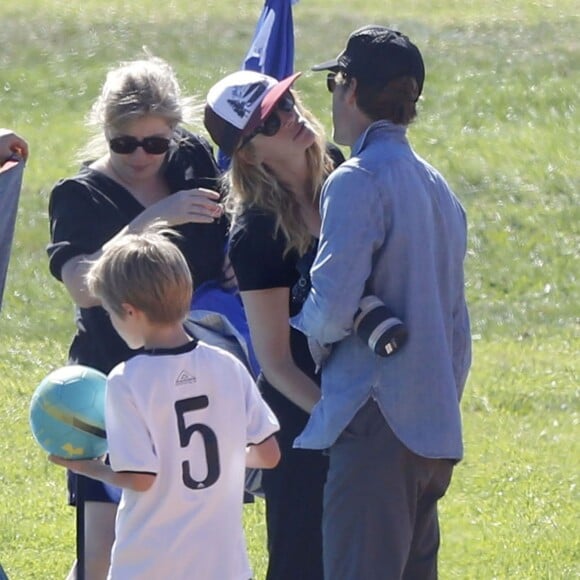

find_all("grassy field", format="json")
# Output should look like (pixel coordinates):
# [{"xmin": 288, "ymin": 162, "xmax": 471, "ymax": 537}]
[{"xmin": 1, "ymin": 0, "xmax": 578, "ymax": 578}]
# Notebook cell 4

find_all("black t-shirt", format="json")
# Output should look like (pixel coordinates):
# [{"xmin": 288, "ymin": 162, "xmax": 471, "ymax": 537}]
[
  {"xmin": 230, "ymin": 207, "xmax": 317, "ymax": 373},
  {"xmin": 47, "ymin": 129, "xmax": 228, "ymax": 374},
  {"xmin": 228, "ymin": 144, "xmax": 344, "ymax": 432}
]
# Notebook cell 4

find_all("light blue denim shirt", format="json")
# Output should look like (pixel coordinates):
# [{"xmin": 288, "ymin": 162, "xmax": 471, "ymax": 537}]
[{"xmin": 292, "ymin": 121, "xmax": 471, "ymax": 460}]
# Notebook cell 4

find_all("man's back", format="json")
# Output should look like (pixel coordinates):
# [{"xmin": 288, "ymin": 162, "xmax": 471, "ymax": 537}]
[
  {"xmin": 296, "ymin": 121, "xmax": 471, "ymax": 459},
  {"xmin": 296, "ymin": 25, "xmax": 472, "ymax": 579},
  {"xmin": 106, "ymin": 340, "xmax": 278, "ymax": 579},
  {"xmin": 362, "ymin": 122, "xmax": 471, "ymax": 455}
]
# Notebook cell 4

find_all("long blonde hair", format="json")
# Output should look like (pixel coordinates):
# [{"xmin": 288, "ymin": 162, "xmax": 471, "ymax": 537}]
[{"xmin": 225, "ymin": 93, "xmax": 336, "ymax": 257}]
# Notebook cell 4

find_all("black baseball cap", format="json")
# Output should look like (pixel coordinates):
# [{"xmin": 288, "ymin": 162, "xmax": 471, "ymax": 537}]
[{"xmin": 312, "ymin": 25, "xmax": 425, "ymax": 98}]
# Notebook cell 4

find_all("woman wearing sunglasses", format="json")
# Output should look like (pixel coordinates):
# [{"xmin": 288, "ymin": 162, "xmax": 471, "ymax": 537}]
[
  {"xmin": 47, "ymin": 55, "xmax": 226, "ymax": 580},
  {"xmin": 204, "ymin": 70, "xmax": 344, "ymax": 580}
]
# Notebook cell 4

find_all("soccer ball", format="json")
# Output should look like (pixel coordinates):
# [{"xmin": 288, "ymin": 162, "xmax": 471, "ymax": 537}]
[{"xmin": 29, "ymin": 365, "xmax": 108, "ymax": 459}]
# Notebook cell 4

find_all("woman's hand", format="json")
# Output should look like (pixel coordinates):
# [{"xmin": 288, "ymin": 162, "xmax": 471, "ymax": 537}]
[
  {"xmin": 0, "ymin": 128, "xmax": 29, "ymax": 164},
  {"xmin": 61, "ymin": 188, "xmax": 224, "ymax": 308},
  {"xmin": 137, "ymin": 188, "xmax": 223, "ymax": 228}
]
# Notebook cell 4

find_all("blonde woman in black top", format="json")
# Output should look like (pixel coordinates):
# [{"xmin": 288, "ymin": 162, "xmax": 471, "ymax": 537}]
[
  {"xmin": 48, "ymin": 56, "xmax": 226, "ymax": 580},
  {"xmin": 205, "ymin": 70, "xmax": 344, "ymax": 580}
]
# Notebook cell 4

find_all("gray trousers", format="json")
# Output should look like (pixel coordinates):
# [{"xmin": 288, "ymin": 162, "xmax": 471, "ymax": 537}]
[{"xmin": 323, "ymin": 399, "xmax": 454, "ymax": 580}]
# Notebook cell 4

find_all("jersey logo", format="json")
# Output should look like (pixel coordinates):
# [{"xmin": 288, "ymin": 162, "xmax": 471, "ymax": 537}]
[{"xmin": 176, "ymin": 370, "xmax": 196, "ymax": 386}]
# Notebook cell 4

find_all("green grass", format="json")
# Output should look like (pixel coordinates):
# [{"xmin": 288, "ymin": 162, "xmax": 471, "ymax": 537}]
[{"xmin": 1, "ymin": 0, "xmax": 579, "ymax": 578}]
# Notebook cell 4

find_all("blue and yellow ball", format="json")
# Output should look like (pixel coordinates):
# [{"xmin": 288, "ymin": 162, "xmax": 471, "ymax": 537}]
[{"xmin": 29, "ymin": 365, "xmax": 108, "ymax": 459}]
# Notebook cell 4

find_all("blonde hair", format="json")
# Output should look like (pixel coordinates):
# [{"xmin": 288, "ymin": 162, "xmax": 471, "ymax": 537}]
[
  {"xmin": 78, "ymin": 53, "xmax": 202, "ymax": 161},
  {"xmin": 86, "ymin": 226, "xmax": 193, "ymax": 324},
  {"xmin": 224, "ymin": 93, "xmax": 335, "ymax": 257}
]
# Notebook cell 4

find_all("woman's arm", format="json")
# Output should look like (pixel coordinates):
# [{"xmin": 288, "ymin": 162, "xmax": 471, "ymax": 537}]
[
  {"xmin": 60, "ymin": 188, "xmax": 224, "ymax": 308},
  {"xmin": 240, "ymin": 287, "xmax": 320, "ymax": 414},
  {"xmin": 61, "ymin": 255, "xmax": 102, "ymax": 308},
  {"xmin": 49, "ymin": 454, "xmax": 155, "ymax": 492}
]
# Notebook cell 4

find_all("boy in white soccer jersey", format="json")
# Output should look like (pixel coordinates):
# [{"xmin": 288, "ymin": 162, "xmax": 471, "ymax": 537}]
[{"xmin": 50, "ymin": 227, "xmax": 281, "ymax": 580}]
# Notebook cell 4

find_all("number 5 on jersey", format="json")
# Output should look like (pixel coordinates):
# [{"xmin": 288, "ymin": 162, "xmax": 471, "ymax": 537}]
[{"xmin": 175, "ymin": 395, "xmax": 220, "ymax": 489}]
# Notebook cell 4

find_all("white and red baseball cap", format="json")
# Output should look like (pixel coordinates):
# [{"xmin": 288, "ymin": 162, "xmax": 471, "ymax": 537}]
[{"xmin": 204, "ymin": 70, "xmax": 301, "ymax": 155}]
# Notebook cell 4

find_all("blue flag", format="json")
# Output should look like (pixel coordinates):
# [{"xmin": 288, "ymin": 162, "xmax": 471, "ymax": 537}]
[
  {"xmin": 218, "ymin": 0, "xmax": 298, "ymax": 170},
  {"xmin": 243, "ymin": 0, "xmax": 297, "ymax": 80}
]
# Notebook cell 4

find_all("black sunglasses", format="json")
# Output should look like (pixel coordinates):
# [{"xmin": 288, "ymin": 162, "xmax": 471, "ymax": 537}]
[
  {"xmin": 239, "ymin": 91, "xmax": 296, "ymax": 149},
  {"xmin": 109, "ymin": 135, "xmax": 172, "ymax": 155},
  {"xmin": 326, "ymin": 71, "xmax": 348, "ymax": 93}
]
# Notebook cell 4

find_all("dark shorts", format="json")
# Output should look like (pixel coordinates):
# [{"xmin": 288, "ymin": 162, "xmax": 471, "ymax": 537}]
[{"xmin": 67, "ymin": 469, "xmax": 122, "ymax": 506}]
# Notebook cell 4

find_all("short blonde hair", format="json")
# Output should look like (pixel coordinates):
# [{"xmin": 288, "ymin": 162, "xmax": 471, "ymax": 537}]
[
  {"xmin": 79, "ymin": 54, "xmax": 202, "ymax": 161},
  {"xmin": 86, "ymin": 227, "xmax": 193, "ymax": 324}
]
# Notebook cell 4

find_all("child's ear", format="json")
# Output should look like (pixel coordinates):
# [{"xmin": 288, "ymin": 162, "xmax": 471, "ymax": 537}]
[
  {"xmin": 121, "ymin": 302, "xmax": 136, "ymax": 317},
  {"xmin": 122, "ymin": 302, "xmax": 148, "ymax": 322}
]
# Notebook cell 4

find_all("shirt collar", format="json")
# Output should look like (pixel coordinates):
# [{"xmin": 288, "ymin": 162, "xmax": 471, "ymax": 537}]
[
  {"xmin": 143, "ymin": 335, "xmax": 198, "ymax": 357},
  {"xmin": 351, "ymin": 120, "xmax": 408, "ymax": 156}
]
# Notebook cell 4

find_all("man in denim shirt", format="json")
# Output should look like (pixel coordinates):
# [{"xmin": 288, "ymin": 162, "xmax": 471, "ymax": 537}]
[{"xmin": 292, "ymin": 26, "xmax": 472, "ymax": 579}]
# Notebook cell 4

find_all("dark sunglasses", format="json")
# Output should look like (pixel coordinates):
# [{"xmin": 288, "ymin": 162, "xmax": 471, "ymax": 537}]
[
  {"xmin": 109, "ymin": 135, "xmax": 172, "ymax": 155},
  {"xmin": 326, "ymin": 73, "xmax": 337, "ymax": 93},
  {"xmin": 326, "ymin": 71, "xmax": 348, "ymax": 93},
  {"xmin": 239, "ymin": 91, "xmax": 296, "ymax": 149}
]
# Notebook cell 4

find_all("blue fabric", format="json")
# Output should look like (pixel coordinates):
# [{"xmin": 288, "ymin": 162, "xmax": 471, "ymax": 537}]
[
  {"xmin": 0, "ymin": 159, "xmax": 25, "ymax": 311},
  {"xmin": 102, "ymin": 482, "xmax": 122, "ymax": 503},
  {"xmin": 243, "ymin": 0, "xmax": 296, "ymax": 79},
  {"xmin": 218, "ymin": 0, "xmax": 298, "ymax": 171},
  {"xmin": 191, "ymin": 281, "xmax": 261, "ymax": 377},
  {"xmin": 292, "ymin": 121, "xmax": 471, "ymax": 460}
]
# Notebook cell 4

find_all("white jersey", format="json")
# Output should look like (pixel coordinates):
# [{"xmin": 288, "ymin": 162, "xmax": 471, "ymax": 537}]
[{"xmin": 105, "ymin": 339, "xmax": 279, "ymax": 580}]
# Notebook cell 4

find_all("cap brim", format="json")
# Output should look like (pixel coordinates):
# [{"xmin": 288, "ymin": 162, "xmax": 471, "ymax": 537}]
[
  {"xmin": 311, "ymin": 58, "xmax": 341, "ymax": 72},
  {"xmin": 244, "ymin": 72, "xmax": 302, "ymax": 135}
]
